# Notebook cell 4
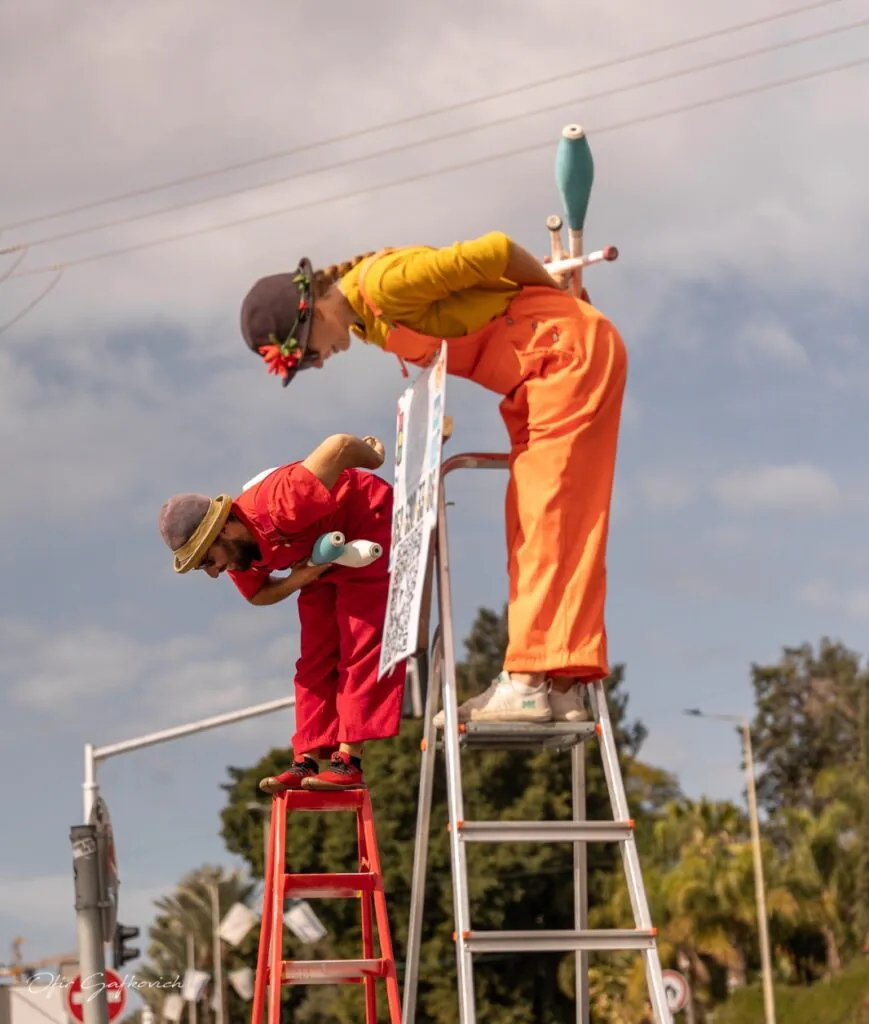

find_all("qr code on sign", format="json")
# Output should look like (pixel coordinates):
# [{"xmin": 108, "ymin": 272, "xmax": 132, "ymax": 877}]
[{"xmin": 381, "ymin": 523, "xmax": 424, "ymax": 669}]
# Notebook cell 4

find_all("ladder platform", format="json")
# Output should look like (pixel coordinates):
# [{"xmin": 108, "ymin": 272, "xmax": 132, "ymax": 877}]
[
  {"xmin": 458, "ymin": 819, "xmax": 633, "ymax": 842},
  {"xmin": 462, "ymin": 928, "xmax": 660, "ymax": 954},
  {"xmin": 283, "ymin": 871, "xmax": 378, "ymax": 898},
  {"xmin": 438, "ymin": 719, "xmax": 596, "ymax": 751},
  {"xmin": 282, "ymin": 790, "xmax": 366, "ymax": 812},
  {"xmin": 277, "ymin": 958, "xmax": 388, "ymax": 984}
]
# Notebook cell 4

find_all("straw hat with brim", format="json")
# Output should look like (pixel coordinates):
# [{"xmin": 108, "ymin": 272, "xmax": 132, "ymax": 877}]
[
  {"xmin": 240, "ymin": 258, "xmax": 315, "ymax": 387},
  {"xmin": 159, "ymin": 493, "xmax": 234, "ymax": 574}
]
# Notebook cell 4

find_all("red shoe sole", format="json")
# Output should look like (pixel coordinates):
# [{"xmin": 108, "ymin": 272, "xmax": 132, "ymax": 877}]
[{"xmin": 259, "ymin": 775, "xmax": 310, "ymax": 794}]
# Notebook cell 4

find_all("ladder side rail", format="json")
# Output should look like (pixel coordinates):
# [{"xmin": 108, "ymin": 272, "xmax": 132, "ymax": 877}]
[
  {"xmin": 251, "ymin": 800, "xmax": 279, "ymax": 1024},
  {"xmin": 571, "ymin": 742, "xmax": 590, "ymax": 1024},
  {"xmin": 588, "ymin": 681, "xmax": 674, "ymax": 1024},
  {"xmin": 360, "ymin": 792, "xmax": 404, "ymax": 1021},
  {"xmin": 267, "ymin": 795, "xmax": 288, "ymax": 1024},
  {"xmin": 402, "ymin": 628, "xmax": 443, "ymax": 1023},
  {"xmin": 357, "ymin": 804, "xmax": 378, "ymax": 1022},
  {"xmin": 434, "ymin": 472, "xmax": 480, "ymax": 1024}
]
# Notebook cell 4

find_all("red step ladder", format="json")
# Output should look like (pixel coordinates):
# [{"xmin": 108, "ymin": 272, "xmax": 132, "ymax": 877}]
[{"xmin": 251, "ymin": 789, "xmax": 402, "ymax": 1024}]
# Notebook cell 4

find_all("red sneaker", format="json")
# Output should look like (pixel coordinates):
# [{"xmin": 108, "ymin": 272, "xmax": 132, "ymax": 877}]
[
  {"xmin": 259, "ymin": 758, "xmax": 318, "ymax": 794},
  {"xmin": 302, "ymin": 752, "xmax": 365, "ymax": 790}
]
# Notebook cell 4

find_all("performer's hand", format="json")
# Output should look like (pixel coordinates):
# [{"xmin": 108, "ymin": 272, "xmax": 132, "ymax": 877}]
[
  {"xmin": 362, "ymin": 435, "xmax": 385, "ymax": 466},
  {"xmin": 542, "ymin": 255, "xmax": 571, "ymax": 291}
]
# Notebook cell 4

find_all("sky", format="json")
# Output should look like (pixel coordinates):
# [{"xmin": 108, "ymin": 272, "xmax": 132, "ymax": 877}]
[{"xmin": 1, "ymin": 0, "xmax": 869, "ymax": 990}]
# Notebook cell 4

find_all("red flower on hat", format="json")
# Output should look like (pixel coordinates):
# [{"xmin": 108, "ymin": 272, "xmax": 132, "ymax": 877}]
[{"xmin": 259, "ymin": 335, "xmax": 302, "ymax": 380}]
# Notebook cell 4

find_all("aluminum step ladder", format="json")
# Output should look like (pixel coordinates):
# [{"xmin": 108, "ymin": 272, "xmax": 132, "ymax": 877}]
[
  {"xmin": 401, "ymin": 451, "xmax": 673, "ymax": 1024},
  {"xmin": 251, "ymin": 789, "xmax": 402, "ymax": 1024}
]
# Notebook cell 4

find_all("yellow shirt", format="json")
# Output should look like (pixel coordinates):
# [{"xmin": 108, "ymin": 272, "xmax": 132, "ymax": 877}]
[{"xmin": 339, "ymin": 231, "xmax": 520, "ymax": 349}]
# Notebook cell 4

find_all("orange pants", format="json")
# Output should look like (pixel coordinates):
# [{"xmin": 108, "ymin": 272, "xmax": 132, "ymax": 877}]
[{"xmin": 359, "ymin": 275, "xmax": 627, "ymax": 681}]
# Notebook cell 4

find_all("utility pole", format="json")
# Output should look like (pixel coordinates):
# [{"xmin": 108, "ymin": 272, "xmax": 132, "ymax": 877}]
[
  {"xmin": 209, "ymin": 881, "xmax": 225, "ymax": 1024},
  {"xmin": 69, "ymin": 825, "xmax": 109, "ymax": 1024},
  {"xmin": 684, "ymin": 708, "xmax": 777, "ymax": 1024},
  {"xmin": 186, "ymin": 933, "xmax": 197, "ymax": 1024},
  {"xmin": 741, "ymin": 717, "xmax": 776, "ymax": 1024}
]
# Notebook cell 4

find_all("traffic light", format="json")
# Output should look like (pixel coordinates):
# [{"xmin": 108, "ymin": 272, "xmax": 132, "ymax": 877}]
[{"xmin": 112, "ymin": 922, "xmax": 140, "ymax": 968}]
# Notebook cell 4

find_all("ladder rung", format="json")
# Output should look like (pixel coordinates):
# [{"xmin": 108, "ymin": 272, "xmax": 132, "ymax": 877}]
[
  {"xmin": 284, "ymin": 871, "xmax": 378, "ymax": 898},
  {"xmin": 282, "ymin": 790, "xmax": 366, "ymax": 812},
  {"xmin": 463, "ymin": 929, "xmax": 658, "ymax": 953},
  {"xmin": 449, "ymin": 720, "xmax": 596, "ymax": 750},
  {"xmin": 458, "ymin": 820, "xmax": 633, "ymax": 842},
  {"xmin": 280, "ymin": 958, "xmax": 387, "ymax": 983}
]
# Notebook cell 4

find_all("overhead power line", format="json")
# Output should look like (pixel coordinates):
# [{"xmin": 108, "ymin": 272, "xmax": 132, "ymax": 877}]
[
  {"xmin": 10, "ymin": 52, "xmax": 868, "ymax": 280},
  {"xmin": 2, "ymin": 12, "xmax": 866, "ymax": 257},
  {"xmin": 0, "ymin": 0, "xmax": 852, "ymax": 234}
]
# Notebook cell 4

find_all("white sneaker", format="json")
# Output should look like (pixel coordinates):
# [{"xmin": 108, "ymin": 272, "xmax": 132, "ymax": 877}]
[
  {"xmin": 433, "ymin": 672, "xmax": 552, "ymax": 727},
  {"xmin": 547, "ymin": 683, "xmax": 590, "ymax": 722}
]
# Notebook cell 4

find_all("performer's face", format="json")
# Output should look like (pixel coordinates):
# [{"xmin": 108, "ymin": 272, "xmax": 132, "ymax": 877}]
[
  {"xmin": 305, "ymin": 291, "xmax": 353, "ymax": 368},
  {"xmin": 197, "ymin": 522, "xmax": 261, "ymax": 578}
]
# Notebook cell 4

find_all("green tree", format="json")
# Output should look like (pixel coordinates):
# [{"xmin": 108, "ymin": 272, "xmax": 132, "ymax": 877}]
[
  {"xmin": 749, "ymin": 638, "xmax": 869, "ymax": 949},
  {"xmin": 219, "ymin": 605, "xmax": 666, "ymax": 1023},
  {"xmin": 749, "ymin": 639, "xmax": 866, "ymax": 818}
]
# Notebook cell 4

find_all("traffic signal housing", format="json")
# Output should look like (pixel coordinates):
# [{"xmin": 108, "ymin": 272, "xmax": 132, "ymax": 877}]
[{"xmin": 112, "ymin": 922, "xmax": 140, "ymax": 969}]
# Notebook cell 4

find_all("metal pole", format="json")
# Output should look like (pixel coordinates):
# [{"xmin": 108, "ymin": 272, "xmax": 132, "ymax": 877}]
[
  {"xmin": 186, "ymin": 933, "xmax": 197, "ymax": 1024},
  {"xmin": 742, "ymin": 718, "xmax": 776, "ymax": 1024},
  {"xmin": 70, "ymin": 825, "xmax": 109, "ymax": 1024},
  {"xmin": 92, "ymin": 695, "xmax": 295, "ymax": 762},
  {"xmin": 83, "ymin": 744, "xmax": 98, "ymax": 824},
  {"xmin": 209, "ymin": 881, "xmax": 225, "ymax": 1024}
]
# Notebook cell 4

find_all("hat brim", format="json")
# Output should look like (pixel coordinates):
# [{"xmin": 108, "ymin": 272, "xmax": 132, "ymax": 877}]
[
  {"xmin": 173, "ymin": 495, "xmax": 233, "ymax": 573},
  {"xmin": 281, "ymin": 257, "xmax": 315, "ymax": 387}
]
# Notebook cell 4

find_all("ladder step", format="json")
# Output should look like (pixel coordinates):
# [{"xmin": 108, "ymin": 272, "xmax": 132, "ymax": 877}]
[
  {"xmin": 284, "ymin": 871, "xmax": 378, "ymax": 898},
  {"xmin": 463, "ymin": 929, "xmax": 659, "ymax": 953},
  {"xmin": 279, "ymin": 958, "xmax": 388, "ymax": 984},
  {"xmin": 282, "ymin": 790, "xmax": 366, "ymax": 812},
  {"xmin": 458, "ymin": 820, "xmax": 633, "ymax": 842},
  {"xmin": 447, "ymin": 720, "xmax": 596, "ymax": 751}
]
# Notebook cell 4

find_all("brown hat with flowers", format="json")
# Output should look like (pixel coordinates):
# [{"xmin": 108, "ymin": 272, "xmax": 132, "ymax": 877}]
[{"xmin": 239, "ymin": 258, "xmax": 315, "ymax": 387}]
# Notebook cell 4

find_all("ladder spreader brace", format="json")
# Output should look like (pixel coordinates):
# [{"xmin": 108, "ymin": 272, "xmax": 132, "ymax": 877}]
[{"xmin": 402, "ymin": 452, "xmax": 674, "ymax": 1024}]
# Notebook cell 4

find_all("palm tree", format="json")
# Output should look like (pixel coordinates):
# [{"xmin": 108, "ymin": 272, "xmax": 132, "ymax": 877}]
[{"xmin": 136, "ymin": 865, "xmax": 257, "ymax": 1023}]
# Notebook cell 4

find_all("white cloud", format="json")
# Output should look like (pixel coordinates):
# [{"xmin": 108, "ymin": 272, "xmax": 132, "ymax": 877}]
[
  {"xmin": 3, "ymin": 612, "xmax": 300, "ymax": 735},
  {"xmin": 711, "ymin": 463, "xmax": 839, "ymax": 515},
  {"xmin": 636, "ymin": 468, "xmax": 698, "ymax": 510},
  {"xmin": 795, "ymin": 579, "xmax": 839, "ymax": 610},
  {"xmin": 845, "ymin": 589, "xmax": 869, "ymax": 623},
  {"xmin": 737, "ymin": 322, "xmax": 809, "ymax": 367}
]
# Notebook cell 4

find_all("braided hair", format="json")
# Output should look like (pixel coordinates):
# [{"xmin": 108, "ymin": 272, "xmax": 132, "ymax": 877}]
[{"xmin": 312, "ymin": 252, "xmax": 376, "ymax": 298}]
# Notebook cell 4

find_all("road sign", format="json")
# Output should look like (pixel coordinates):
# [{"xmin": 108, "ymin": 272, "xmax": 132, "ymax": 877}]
[
  {"xmin": 66, "ymin": 969, "xmax": 127, "ymax": 1022},
  {"xmin": 88, "ymin": 795, "xmax": 119, "ymax": 937},
  {"xmin": 662, "ymin": 969, "xmax": 690, "ymax": 1013}
]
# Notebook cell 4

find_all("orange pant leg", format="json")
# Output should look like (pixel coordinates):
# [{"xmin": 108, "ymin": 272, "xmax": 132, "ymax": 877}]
[{"xmin": 499, "ymin": 312, "xmax": 627, "ymax": 679}]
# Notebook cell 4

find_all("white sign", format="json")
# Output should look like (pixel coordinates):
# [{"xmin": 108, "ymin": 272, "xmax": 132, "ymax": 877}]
[
  {"xmin": 284, "ymin": 900, "xmax": 328, "ymax": 944},
  {"xmin": 161, "ymin": 994, "xmax": 185, "ymax": 1022},
  {"xmin": 181, "ymin": 969, "xmax": 210, "ymax": 1003},
  {"xmin": 228, "ymin": 967, "xmax": 255, "ymax": 1001},
  {"xmin": 219, "ymin": 901, "xmax": 257, "ymax": 946},
  {"xmin": 662, "ymin": 969, "xmax": 690, "ymax": 1013},
  {"xmin": 378, "ymin": 342, "xmax": 447, "ymax": 680}
]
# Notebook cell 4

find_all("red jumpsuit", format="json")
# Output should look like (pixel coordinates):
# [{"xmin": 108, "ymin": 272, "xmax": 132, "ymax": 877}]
[{"xmin": 228, "ymin": 463, "xmax": 406, "ymax": 757}]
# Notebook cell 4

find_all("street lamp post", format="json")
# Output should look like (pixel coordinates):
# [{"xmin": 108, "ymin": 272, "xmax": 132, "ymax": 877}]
[{"xmin": 683, "ymin": 708, "xmax": 776, "ymax": 1024}]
